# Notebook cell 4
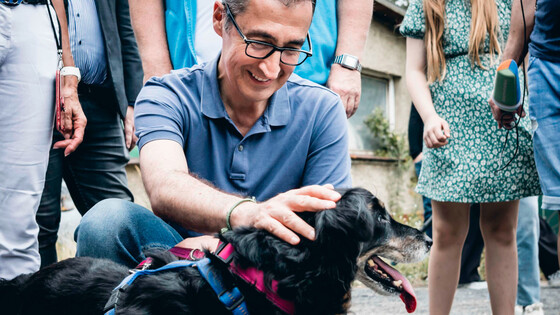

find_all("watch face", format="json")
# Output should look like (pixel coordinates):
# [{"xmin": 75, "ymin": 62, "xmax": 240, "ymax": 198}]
[{"xmin": 342, "ymin": 55, "xmax": 359, "ymax": 69}]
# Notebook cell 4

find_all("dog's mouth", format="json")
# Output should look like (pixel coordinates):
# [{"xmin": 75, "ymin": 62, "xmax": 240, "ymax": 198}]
[{"xmin": 364, "ymin": 255, "xmax": 417, "ymax": 313}]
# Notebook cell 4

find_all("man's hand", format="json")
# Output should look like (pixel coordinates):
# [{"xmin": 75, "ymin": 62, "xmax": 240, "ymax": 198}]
[
  {"xmin": 53, "ymin": 77, "xmax": 87, "ymax": 156},
  {"xmin": 230, "ymin": 184, "xmax": 341, "ymax": 245},
  {"xmin": 175, "ymin": 235, "xmax": 220, "ymax": 251},
  {"xmin": 124, "ymin": 105, "xmax": 138, "ymax": 150},
  {"xmin": 489, "ymin": 98, "xmax": 525, "ymax": 129},
  {"xmin": 326, "ymin": 65, "xmax": 361, "ymax": 118},
  {"xmin": 423, "ymin": 114, "xmax": 450, "ymax": 148}
]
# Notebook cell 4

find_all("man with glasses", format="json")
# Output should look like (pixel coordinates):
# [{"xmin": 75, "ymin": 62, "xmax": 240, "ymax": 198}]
[
  {"xmin": 130, "ymin": 0, "xmax": 373, "ymax": 117},
  {"xmin": 75, "ymin": 0, "xmax": 352, "ymax": 267}
]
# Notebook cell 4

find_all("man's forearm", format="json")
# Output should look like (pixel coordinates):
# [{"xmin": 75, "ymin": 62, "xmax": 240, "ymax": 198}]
[
  {"xmin": 148, "ymin": 170, "xmax": 244, "ymax": 234},
  {"xmin": 129, "ymin": 0, "xmax": 173, "ymax": 81},
  {"xmin": 140, "ymin": 140, "xmax": 244, "ymax": 234},
  {"xmin": 503, "ymin": 0, "xmax": 536, "ymax": 64},
  {"xmin": 334, "ymin": 0, "xmax": 374, "ymax": 59}
]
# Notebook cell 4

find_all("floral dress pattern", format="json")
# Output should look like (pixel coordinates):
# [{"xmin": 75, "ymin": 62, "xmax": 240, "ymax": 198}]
[{"xmin": 400, "ymin": 0, "xmax": 541, "ymax": 202}]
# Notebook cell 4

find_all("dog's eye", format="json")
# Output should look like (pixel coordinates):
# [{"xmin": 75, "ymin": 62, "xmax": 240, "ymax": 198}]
[{"xmin": 376, "ymin": 216, "xmax": 389, "ymax": 224}]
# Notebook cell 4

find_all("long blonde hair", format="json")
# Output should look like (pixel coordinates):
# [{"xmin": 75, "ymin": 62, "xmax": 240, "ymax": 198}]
[{"xmin": 423, "ymin": 0, "xmax": 502, "ymax": 82}]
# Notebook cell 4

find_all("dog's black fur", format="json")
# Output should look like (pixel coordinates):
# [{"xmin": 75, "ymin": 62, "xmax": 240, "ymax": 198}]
[{"xmin": 0, "ymin": 188, "xmax": 431, "ymax": 315}]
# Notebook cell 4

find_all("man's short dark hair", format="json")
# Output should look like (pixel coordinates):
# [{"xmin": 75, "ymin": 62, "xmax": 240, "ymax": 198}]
[{"xmin": 224, "ymin": 0, "xmax": 316, "ymax": 29}]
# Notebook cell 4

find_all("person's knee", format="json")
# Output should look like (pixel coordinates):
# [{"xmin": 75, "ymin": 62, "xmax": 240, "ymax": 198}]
[
  {"xmin": 75, "ymin": 199, "xmax": 139, "ymax": 247},
  {"xmin": 433, "ymin": 224, "xmax": 468, "ymax": 249},
  {"xmin": 481, "ymin": 221, "xmax": 516, "ymax": 247}
]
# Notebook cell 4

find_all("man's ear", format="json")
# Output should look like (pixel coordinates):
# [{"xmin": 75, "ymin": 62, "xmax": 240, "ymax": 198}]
[{"xmin": 213, "ymin": 1, "xmax": 225, "ymax": 37}]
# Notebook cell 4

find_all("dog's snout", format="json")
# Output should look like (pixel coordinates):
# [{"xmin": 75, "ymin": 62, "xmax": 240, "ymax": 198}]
[{"xmin": 424, "ymin": 234, "xmax": 433, "ymax": 250}]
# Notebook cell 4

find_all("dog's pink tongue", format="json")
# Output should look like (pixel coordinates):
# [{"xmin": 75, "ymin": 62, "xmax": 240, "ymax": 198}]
[{"xmin": 372, "ymin": 257, "xmax": 417, "ymax": 313}]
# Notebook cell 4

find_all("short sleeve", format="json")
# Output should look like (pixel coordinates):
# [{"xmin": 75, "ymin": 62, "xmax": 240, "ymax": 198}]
[
  {"xmin": 399, "ymin": 0, "xmax": 426, "ymax": 39},
  {"xmin": 302, "ymin": 98, "xmax": 352, "ymax": 189},
  {"xmin": 134, "ymin": 75, "xmax": 189, "ymax": 150}
]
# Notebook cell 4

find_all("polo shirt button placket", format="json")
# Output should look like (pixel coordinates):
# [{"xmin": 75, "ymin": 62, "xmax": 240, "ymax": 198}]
[{"xmin": 230, "ymin": 141, "xmax": 247, "ymax": 181}]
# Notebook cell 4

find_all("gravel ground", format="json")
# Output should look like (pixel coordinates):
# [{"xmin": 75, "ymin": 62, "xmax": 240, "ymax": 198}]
[{"xmin": 350, "ymin": 284, "xmax": 560, "ymax": 314}]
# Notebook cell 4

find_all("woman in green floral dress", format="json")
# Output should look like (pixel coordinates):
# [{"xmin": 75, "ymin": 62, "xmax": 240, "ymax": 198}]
[{"xmin": 401, "ymin": 0, "xmax": 540, "ymax": 314}]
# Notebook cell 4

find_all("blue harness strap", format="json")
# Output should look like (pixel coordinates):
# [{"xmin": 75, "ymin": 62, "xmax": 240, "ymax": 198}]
[
  {"xmin": 103, "ymin": 258, "xmax": 249, "ymax": 315},
  {"xmin": 196, "ymin": 258, "xmax": 249, "ymax": 315}
]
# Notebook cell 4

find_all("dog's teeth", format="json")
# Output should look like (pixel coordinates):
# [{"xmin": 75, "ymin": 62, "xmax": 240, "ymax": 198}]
[
  {"xmin": 393, "ymin": 280, "xmax": 403, "ymax": 288},
  {"xmin": 367, "ymin": 259, "xmax": 375, "ymax": 268}
]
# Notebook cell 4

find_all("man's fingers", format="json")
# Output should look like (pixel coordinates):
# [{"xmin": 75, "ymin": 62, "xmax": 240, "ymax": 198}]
[
  {"xmin": 64, "ymin": 141, "xmax": 78, "ymax": 157},
  {"xmin": 285, "ymin": 194, "xmax": 337, "ymax": 212},
  {"xmin": 292, "ymin": 185, "xmax": 341, "ymax": 201},
  {"xmin": 62, "ymin": 110, "xmax": 73, "ymax": 137},
  {"xmin": 125, "ymin": 127, "xmax": 132, "ymax": 149},
  {"xmin": 63, "ymin": 135, "xmax": 83, "ymax": 156},
  {"xmin": 63, "ymin": 124, "xmax": 85, "ymax": 156},
  {"xmin": 349, "ymin": 94, "xmax": 360, "ymax": 118},
  {"xmin": 131, "ymin": 133, "xmax": 139, "ymax": 150},
  {"xmin": 53, "ymin": 139, "xmax": 71, "ymax": 150},
  {"xmin": 273, "ymin": 210, "xmax": 316, "ymax": 241},
  {"xmin": 256, "ymin": 216, "xmax": 301, "ymax": 245},
  {"xmin": 345, "ymin": 96, "xmax": 354, "ymax": 118}
]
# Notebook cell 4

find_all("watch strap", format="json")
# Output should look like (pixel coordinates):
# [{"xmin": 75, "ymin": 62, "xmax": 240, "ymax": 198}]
[
  {"xmin": 333, "ymin": 54, "xmax": 362, "ymax": 72},
  {"xmin": 60, "ymin": 66, "xmax": 81, "ymax": 83}
]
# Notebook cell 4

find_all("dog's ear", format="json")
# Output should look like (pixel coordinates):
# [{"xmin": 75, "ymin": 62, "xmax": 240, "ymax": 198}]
[{"xmin": 315, "ymin": 188, "xmax": 375, "ymax": 244}]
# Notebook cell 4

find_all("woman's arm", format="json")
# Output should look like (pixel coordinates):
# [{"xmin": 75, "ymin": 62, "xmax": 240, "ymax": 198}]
[{"xmin": 405, "ymin": 37, "xmax": 450, "ymax": 148}]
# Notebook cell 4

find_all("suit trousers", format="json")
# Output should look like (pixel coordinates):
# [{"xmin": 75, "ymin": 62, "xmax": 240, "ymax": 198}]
[
  {"xmin": 0, "ymin": 4, "xmax": 57, "ymax": 279},
  {"xmin": 36, "ymin": 86, "xmax": 133, "ymax": 267}
]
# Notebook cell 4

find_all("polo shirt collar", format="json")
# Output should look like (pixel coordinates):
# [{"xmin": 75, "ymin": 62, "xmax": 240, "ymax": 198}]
[
  {"xmin": 200, "ymin": 56, "xmax": 291, "ymax": 127},
  {"xmin": 201, "ymin": 56, "xmax": 227, "ymax": 119}
]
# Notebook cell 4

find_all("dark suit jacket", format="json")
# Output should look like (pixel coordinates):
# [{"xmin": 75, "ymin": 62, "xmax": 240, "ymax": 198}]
[{"xmin": 66, "ymin": 0, "xmax": 143, "ymax": 119}]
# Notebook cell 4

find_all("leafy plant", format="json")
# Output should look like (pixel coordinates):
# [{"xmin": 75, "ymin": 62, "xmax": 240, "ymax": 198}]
[{"xmin": 364, "ymin": 108, "xmax": 409, "ymax": 161}]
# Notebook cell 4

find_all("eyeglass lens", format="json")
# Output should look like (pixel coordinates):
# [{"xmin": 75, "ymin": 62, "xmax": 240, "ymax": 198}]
[{"xmin": 246, "ymin": 42, "xmax": 308, "ymax": 65}]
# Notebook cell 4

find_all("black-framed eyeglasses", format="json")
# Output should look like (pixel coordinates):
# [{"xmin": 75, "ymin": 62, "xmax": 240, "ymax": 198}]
[{"xmin": 224, "ymin": 2, "xmax": 312, "ymax": 66}]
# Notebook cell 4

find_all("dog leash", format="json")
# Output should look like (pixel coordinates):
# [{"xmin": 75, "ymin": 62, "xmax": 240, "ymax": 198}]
[{"xmin": 103, "ymin": 258, "xmax": 249, "ymax": 315}]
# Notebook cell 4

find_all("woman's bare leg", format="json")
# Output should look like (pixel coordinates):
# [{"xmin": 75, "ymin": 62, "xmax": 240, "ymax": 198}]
[
  {"xmin": 480, "ymin": 200, "xmax": 519, "ymax": 315},
  {"xmin": 429, "ymin": 201, "xmax": 470, "ymax": 315}
]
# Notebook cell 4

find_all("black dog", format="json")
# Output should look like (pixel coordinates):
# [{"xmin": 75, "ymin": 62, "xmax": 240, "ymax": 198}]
[{"xmin": 0, "ymin": 188, "xmax": 431, "ymax": 314}]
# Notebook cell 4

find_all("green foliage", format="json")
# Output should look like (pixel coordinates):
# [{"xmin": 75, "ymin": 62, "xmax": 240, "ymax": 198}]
[{"xmin": 364, "ymin": 108, "xmax": 409, "ymax": 161}]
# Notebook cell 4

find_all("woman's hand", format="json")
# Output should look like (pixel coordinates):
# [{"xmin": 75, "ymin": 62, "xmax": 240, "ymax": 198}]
[{"xmin": 423, "ymin": 114, "xmax": 450, "ymax": 148}]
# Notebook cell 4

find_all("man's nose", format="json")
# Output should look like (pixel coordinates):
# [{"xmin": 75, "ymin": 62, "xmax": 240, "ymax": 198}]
[{"xmin": 258, "ymin": 50, "xmax": 282, "ymax": 79}]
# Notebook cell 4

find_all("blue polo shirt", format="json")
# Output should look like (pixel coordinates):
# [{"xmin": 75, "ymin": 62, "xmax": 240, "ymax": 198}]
[{"xmin": 135, "ymin": 57, "xmax": 351, "ymax": 201}]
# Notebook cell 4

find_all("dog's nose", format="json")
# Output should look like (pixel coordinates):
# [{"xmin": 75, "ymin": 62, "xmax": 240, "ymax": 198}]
[{"xmin": 424, "ymin": 234, "xmax": 433, "ymax": 250}]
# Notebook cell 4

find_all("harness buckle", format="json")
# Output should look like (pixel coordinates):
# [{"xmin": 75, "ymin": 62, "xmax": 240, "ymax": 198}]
[
  {"xmin": 213, "ymin": 242, "xmax": 235, "ymax": 265},
  {"xmin": 224, "ymin": 294, "xmax": 246, "ymax": 312}
]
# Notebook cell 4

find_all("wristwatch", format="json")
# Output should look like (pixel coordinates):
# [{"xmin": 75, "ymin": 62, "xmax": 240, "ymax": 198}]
[
  {"xmin": 61, "ymin": 66, "xmax": 81, "ymax": 83},
  {"xmin": 333, "ymin": 54, "xmax": 362, "ymax": 72}
]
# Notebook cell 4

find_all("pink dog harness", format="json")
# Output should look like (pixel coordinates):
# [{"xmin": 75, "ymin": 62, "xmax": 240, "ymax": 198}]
[{"xmin": 213, "ymin": 242, "xmax": 295, "ymax": 315}]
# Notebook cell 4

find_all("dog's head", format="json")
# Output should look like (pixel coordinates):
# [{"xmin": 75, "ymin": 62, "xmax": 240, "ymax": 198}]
[
  {"xmin": 220, "ymin": 187, "xmax": 431, "ymax": 314},
  {"xmin": 336, "ymin": 188, "xmax": 432, "ymax": 313}
]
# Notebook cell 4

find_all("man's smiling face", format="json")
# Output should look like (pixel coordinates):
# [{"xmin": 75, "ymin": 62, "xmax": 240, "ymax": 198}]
[{"xmin": 214, "ymin": 0, "xmax": 313, "ymax": 106}]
